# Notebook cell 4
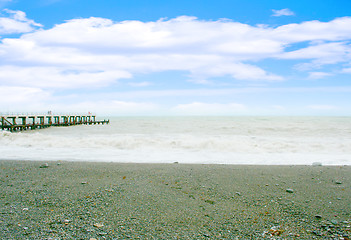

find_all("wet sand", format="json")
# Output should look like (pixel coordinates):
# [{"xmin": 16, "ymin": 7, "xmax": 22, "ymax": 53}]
[{"xmin": 0, "ymin": 160, "xmax": 350, "ymax": 239}]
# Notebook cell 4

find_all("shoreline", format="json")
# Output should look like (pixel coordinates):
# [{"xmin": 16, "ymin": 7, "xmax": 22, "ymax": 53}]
[
  {"xmin": 1, "ymin": 160, "xmax": 350, "ymax": 239},
  {"xmin": 1, "ymin": 158, "xmax": 350, "ymax": 166}
]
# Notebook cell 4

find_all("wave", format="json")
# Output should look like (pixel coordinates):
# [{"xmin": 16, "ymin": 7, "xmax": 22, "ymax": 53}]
[
  {"xmin": 1, "ymin": 116, "xmax": 351, "ymax": 165},
  {"xmin": 1, "ymin": 130, "xmax": 350, "ymax": 154}
]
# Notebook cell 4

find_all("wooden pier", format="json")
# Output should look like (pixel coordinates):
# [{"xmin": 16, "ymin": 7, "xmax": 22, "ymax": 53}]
[{"xmin": 0, "ymin": 114, "xmax": 109, "ymax": 132}]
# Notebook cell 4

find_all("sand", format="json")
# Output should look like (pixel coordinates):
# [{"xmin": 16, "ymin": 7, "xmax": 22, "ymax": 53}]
[{"xmin": 0, "ymin": 160, "xmax": 350, "ymax": 239}]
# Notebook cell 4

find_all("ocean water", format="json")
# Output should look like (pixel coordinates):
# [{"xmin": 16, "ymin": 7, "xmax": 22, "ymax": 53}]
[{"xmin": 0, "ymin": 116, "xmax": 350, "ymax": 165}]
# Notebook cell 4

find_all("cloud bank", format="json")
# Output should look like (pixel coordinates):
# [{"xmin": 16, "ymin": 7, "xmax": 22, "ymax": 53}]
[{"xmin": 1, "ymin": 11, "xmax": 351, "ymax": 114}]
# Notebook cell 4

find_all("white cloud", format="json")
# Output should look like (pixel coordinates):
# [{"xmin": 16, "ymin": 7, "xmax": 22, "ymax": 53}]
[
  {"xmin": 341, "ymin": 67, "xmax": 351, "ymax": 73},
  {"xmin": 128, "ymin": 81, "xmax": 152, "ymax": 87},
  {"xmin": 1, "ymin": 13, "xmax": 351, "ymax": 114},
  {"xmin": 190, "ymin": 62, "xmax": 283, "ymax": 82},
  {"xmin": 171, "ymin": 102, "xmax": 246, "ymax": 115},
  {"xmin": 50, "ymin": 100, "xmax": 160, "ymax": 115},
  {"xmin": 0, "ymin": 86, "xmax": 49, "ymax": 102},
  {"xmin": 1, "ymin": 14, "xmax": 351, "ymax": 90},
  {"xmin": 0, "ymin": 9, "xmax": 42, "ymax": 34},
  {"xmin": 0, "ymin": 86, "xmax": 52, "ymax": 113},
  {"xmin": 272, "ymin": 8, "xmax": 295, "ymax": 17},
  {"xmin": 280, "ymin": 42, "xmax": 351, "ymax": 70},
  {"xmin": 308, "ymin": 72, "xmax": 333, "ymax": 79},
  {"xmin": 0, "ymin": 66, "xmax": 132, "ymax": 89}
]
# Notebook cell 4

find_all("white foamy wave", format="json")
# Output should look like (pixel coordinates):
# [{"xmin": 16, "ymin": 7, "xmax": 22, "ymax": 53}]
[
  {"xmin": 1, "ymin": 117, "xmax": 351, "ymax": 165},
  {"xmin": 1, "ymin": 131, "xmax": 350, "ymax": 154}
]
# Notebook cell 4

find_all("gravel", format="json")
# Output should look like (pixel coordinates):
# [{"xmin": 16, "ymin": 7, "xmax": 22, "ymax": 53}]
[{"xmin": 0, "ymin": 160, "xmax": 350, "ymax": 239}]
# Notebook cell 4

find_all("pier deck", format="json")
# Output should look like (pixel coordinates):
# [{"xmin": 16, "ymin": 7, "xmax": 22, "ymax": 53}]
[{"xmin": 0, "ymin": 114, "xmax": 109, "ymax": 132}]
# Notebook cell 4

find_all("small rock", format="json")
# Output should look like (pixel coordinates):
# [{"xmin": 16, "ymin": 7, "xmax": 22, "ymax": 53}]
[
  {"xmin": 81, "ymin": 181, "xmax": 88, "ymax": 184},
  {"xmin": 63, "ymin": 219, "xmax": 70, "ymax": 225},
  {"xmin": 335, "ymin": 181, "xmax": 342, "ymax": 184},
  {"xmin": 93, "ymin": 223, "xmax": 104, "ymax": 228},
  {"xmin": 235, "ymin": 192, "xmax": 241, "ymax": 196},
  {"xmin": 39, "ymin": 163, "xmax": 49, "ymax": 168},
  {"xmin": 312, "ymin": 162, "xmax": 323, "ymax": 166},
  {"xmin": 23, "ymin": 227, "xmax": 28, "ymax": 230},
  {"xmin": 315, "ymin": 215, "xmax": 322, "ymax": 219},
  {"xmin": 89, "ymin": 238, "xmax": 97, "ymax": 240},
  {"xmin": 286, "ymin": 189, "xmax": 294, "ymax": 193},
  {"xmin": 22, "ymin": 208, "xmax": 29, "ymax": 211}
]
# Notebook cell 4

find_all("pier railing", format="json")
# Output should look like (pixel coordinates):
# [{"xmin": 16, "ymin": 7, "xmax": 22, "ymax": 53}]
[{"xmin": 0, "ymin": 114, "xmax": 109, "ymax": 132}]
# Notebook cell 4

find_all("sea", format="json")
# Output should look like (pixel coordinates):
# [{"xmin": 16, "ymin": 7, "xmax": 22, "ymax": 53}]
[{"xmin": 0, "ymin": 116, "xmax": 350, "ymax": 165}]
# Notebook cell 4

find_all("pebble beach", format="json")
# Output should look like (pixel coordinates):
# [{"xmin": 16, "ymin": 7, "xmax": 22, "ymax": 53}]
[{"xmin": 0, "ymin": 160, "xmax": 350, "ymax": 239}]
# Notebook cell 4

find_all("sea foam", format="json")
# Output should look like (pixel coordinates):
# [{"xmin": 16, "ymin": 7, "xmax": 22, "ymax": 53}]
[{"xmin": 1, "ymin": 116, "xmax": 350, "ymax": 165}]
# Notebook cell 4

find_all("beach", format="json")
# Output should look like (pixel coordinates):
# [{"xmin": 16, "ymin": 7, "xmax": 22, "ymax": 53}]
[{"xmin": 0, "ymin": 160, "xmax": 350, "ymax": 239}]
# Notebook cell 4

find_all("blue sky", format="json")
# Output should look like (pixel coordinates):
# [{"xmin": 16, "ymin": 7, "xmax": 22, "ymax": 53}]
[{"xmin": 0, "ymin": 0, "xmax": 351, "ymax": 115}]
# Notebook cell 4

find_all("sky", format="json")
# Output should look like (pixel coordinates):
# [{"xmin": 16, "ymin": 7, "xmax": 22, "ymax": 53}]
[{"xmin": 0, "ymin": 0, "xmax": 351, "ymax": 116}]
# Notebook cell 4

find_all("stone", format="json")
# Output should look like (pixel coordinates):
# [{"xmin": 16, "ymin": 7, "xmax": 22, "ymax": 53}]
[
  {"xmin": 93, "ymin": 223, "xmax": 104, "ymax": 228},
  {"xmin": 63, "ymin": 219, "xmax": 70, "ymax": 225},
  {"xmin": 286, "ymin": 189, "xmax": 294, "ymax": 193},
  {"xmin": 335, "ymin": 181, "xmax": 342, "ymax": 184},
  {"xmin": 39, "ymin": 163, "xmax": 49, "ymax": 168},
  {"xmin": 315, "ymin": 215, "xmax": 322, "ymax": 219}
]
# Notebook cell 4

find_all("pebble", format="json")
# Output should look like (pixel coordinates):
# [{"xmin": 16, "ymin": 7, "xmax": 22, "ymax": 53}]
[
  {"xmin": 286, "ymin": 189, "xmax": 294, "ymax": 193},
  {"xmin": 81, "ymin": 181, "xmax": 88, "ymax": 184},
  {"xmin": 39, "ymin": 163, "xmax": 49, "ymax": 168},
  {"xmin": 315, "ymin": 215, "xmax": 322, "ymax": 219},
  {"xmin": 335, "ymin": 181, "xmax": 342, "ymax": 184},
  {"xmin": 63, "ymin": 219, "xmax": 70, "ymax": 225},
  {"xmin": 235, "ymin": 192, "xmax": 241, "ymax": 196},
  {"xmin": 93, "ymin": 223, "xmax": 104, "ymax": 228},
  {"xmin": 22, "ymin": 208, "xmax": 28, "ymax": 211}
]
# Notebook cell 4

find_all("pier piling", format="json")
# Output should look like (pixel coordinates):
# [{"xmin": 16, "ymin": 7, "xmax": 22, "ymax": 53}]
[{"xmin": 0, "ymin": 114, "xmax": 109, "ymax": 132}]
